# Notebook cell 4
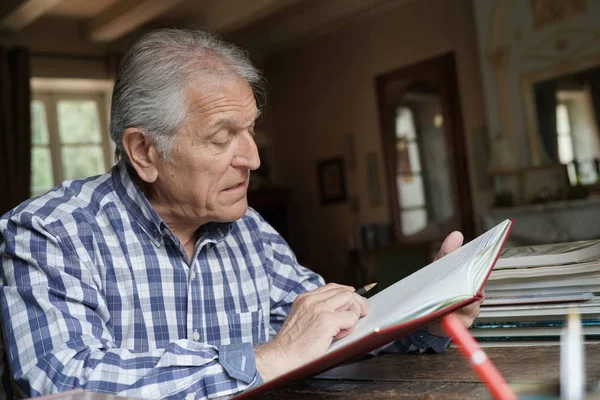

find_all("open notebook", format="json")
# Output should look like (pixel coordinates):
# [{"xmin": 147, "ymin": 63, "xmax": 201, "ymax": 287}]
[{"xmin": 237, "ymin": 219, "xmax": 514, "ymax": 398}]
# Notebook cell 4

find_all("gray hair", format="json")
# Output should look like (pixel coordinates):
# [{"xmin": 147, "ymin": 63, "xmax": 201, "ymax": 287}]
[{"xmin": 109, "ymin": 29, "xmax": 265, "ymax": 162}]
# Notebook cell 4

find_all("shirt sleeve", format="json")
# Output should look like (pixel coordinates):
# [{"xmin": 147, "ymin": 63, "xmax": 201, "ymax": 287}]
[
  {"xmin": 255, "ymin": 214, "xmax": 325, "ymax": 339},
  {"xmin": 0, "ymin": 215, "xmax": 262, "ymax": 400}
]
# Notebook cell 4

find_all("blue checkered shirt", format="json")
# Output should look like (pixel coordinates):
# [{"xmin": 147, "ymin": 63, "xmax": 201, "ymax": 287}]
[{"xmin": 0, "ymin": 161, "xmax": 449, "ymax": 399}]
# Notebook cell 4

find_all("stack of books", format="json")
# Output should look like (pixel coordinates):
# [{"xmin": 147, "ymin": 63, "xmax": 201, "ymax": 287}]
[{"xmin": 472, "ymin": 240, "xmax": 600, "ymax": 346}]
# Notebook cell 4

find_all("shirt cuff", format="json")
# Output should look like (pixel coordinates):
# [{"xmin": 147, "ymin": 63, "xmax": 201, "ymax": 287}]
[
  {"xmin": 413, "ymin": 327, "xmax": 451, "ymax": 353},
  {"xmin": 220, "ymin": 342, "xmax": 263, "ymax": 387}
]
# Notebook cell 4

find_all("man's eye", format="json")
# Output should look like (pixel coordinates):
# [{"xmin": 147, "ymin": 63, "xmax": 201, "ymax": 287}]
[
  {"xmin": 211, "ymin": 132, "xmax": 231, "ymax": 146},
  {"xmin": 212, "ymin": 140, "xmax": 229, "ymax": 147}
]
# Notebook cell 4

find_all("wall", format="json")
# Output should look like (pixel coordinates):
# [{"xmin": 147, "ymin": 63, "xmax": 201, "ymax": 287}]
[
  {"xmin": 472, "ymin": 0, "xmax": 600, "ymax": 167},
  {"xmin": 262, "ymin": 0, "xmax": 487, "ymax": 283}
]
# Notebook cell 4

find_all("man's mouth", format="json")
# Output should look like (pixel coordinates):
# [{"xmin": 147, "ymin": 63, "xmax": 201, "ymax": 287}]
[{"xmin": 224, "ymin": 181, "xmax": 246, "ymax": 192}]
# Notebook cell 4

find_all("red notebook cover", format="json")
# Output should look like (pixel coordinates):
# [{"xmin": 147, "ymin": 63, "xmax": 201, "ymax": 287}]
[{"xmin": 236, "ymin": 219, "xmax": 514, "ymax": 399}]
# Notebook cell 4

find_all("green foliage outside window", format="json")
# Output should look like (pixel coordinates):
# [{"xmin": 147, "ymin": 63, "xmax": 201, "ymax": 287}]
[{"xmin": 30, "ymin": 98, "xmax": 108, "ymax": 197}]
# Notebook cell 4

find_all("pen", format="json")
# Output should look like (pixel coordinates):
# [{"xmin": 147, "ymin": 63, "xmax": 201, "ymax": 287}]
[
  {"xmin": 441, "ymin": 313, "xmax": 517, "ymax": 400},
  {"xmin": 561, "ymin": 307, "xmax": 585, "ymax": 400},
  {"xmin": 355, "ymin": 282, "xmax": 377, "ymax": 296}
]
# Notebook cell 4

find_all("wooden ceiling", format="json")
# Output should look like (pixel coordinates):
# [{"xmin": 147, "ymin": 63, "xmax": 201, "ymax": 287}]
[{"xmin": 0, "ymin": 0, "xmax": 404, "ymax": 57}]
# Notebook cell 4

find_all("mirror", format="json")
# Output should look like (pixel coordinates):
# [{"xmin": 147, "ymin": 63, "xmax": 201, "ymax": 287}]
[
  {"xmin": 524, "ymin": 61, "xmax": 600, "ymax": 186},
  {"xmin": 534, "ymin": 65, "xmax": 600, "ymax": 185}
]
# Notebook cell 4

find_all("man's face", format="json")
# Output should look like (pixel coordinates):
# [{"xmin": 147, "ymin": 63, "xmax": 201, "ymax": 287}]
[{"xmin": 151, "ymin": 75, "xmax": 261, "ymax": 224}]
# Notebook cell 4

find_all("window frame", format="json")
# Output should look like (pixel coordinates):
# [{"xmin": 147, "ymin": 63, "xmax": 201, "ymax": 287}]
[{"xmin": 31, "ymin": 79, "xmax": 114, "ymax": 193}]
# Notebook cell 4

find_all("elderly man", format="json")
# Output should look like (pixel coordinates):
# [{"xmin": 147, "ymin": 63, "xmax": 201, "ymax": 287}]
[{"xmin": 0, "ymin": 29, "xmax": 481, "ymax": 399}]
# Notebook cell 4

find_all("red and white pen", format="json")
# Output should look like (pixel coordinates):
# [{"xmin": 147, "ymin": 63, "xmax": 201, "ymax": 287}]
[{"xmin": 441, "ymin": 312, "xmax": 517, "ymax": 400}]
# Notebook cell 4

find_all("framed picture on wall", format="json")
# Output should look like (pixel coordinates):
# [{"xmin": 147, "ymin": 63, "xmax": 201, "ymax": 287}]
[{"xmin": 317, "ymin": 157, "xmax": 347, "ymax": 205}]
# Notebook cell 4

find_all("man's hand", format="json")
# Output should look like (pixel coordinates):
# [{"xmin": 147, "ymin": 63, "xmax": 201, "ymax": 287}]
[
  {"xmin": 254, "ymin": 283, "xmax": 368, "ymax": 381},
  {"xmin": 425, "ymin": 231, "xmax": 484, "ymax": 337}
]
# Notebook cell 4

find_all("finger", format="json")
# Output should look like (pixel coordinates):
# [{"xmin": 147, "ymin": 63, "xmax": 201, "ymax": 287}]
[
  {"xmin": 336, "ymin": 298, "xmax": 362, "ymax": 319},
  {"xmin": 460, "ymin": 300, "xmax": 482, "ymax": 313},
  {"xmin": 323, "ymin": 290, "xmax": 369, "ymax": 318},
  {"xmin": 464, "ymin": 298, "xmax": 484, "ymax": 309},
  {"xmin": 299, "ymin": 287, "xmax": 357, "ymax": 307},
  {"xmin": 336, "ymin": 292, "xmax": 368, "ymax": 317},
  {"xmin": 329, "ymin": 310, "xmax": 360, "ymax": 338},
  {"xmin": 435, "ymin": 231, "xmax": 464, "ymax": 261},
  {"xmin": 298, "ymin": 286, "xmax": 367, "ymax": 315},
  {"xmin": 304, "ymin": 282, "xmax": 355, "ymax": 296},
  {"xmin": 457, "ymin": 312, "xmax": 478, "ymax": 329},
  {"xmin": 456, "ymin": 303, "xmax": 481, "ymax": 324},
  {"xmin": 334, "ymin": 326, "xmax": 354, "ymax": 340},
  {"xmin": 293, "ymin": 284, "xmax": 354, "ymax": 306}
]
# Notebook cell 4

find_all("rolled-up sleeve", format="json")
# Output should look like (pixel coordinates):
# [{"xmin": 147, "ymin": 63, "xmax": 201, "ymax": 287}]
[{"xmin": 220, "ymin": 343, "xmax": 263, "ymax": 387}]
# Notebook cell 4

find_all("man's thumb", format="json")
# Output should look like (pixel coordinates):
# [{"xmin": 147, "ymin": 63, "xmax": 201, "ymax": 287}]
[{"xmin": 435, "ymin": 231, "xmax": 464, "ymax": 260}]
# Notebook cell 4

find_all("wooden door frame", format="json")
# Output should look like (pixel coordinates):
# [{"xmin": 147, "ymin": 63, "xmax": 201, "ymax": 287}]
[{"xmin": 375, "ymin": 52, "xmax": 475, "ymax": 243}]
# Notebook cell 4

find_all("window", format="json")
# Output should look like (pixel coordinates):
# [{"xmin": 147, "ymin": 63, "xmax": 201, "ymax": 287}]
[
  {"xmin": 30, "ymin": 79, "xmax": 114, "ymax": 197},
  {"xmin": 556, "ymin": 103, "xmax": 574, "ymax": 164},
  {"xmin": 556, "ymin": 102, "xmax": 577, "ymax": 185},
  {"xmin": 556, "ymin": 88, "xmax": 600, "ymax": 186}
]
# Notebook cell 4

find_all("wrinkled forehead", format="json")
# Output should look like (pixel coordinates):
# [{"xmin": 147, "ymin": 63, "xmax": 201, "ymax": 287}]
[
  {"xmin": 183, "ymin": 73, "xmax": 259, "ymax": 125},
  {"xmin": 186, "ymin": 56, "xmax": 256, "ymax": 95}
]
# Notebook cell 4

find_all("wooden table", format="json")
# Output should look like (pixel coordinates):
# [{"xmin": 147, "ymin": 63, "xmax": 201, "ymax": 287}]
[{"xmin": 258, "ymin": 344, "xmax": 600, "ymax": 399}]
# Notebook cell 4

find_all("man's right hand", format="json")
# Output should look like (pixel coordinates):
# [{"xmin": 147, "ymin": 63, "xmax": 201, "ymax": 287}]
[{"xmin": 254, "ymin": 283, "xmax": 368, "ymax": 382}]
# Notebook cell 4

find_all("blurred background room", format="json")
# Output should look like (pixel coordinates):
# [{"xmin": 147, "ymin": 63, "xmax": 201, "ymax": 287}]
[{"xmin": 1, "ymin": 0, "xmax": 600, "ymax": 290}]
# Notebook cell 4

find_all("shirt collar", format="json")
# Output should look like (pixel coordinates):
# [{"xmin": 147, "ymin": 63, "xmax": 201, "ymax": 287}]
[{"xmin": 111, "ymin": 160, "xmax": 233, "ymax": 246}]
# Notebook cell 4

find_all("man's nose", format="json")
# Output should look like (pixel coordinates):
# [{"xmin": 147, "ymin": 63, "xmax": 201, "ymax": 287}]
[{"xmin": 232, "ymin": 132, "xmax": 261, "ymax": 170}]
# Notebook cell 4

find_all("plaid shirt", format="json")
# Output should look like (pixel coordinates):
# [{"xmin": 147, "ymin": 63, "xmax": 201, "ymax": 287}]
[{"xmin": 0, "ymin": 161, "xmax": 449, "ymax": 399}]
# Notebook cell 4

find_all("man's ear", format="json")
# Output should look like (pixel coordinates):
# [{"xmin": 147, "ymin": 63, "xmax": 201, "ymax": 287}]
[{"xmin": 121, "ymin": 128, "xmax": 160, "ymax": 183}]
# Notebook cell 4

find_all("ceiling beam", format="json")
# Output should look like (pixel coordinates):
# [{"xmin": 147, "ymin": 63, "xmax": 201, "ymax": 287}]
[
  {"xmin": 86, "ymin": 0, "xmax": 187, "ymax": 42},
  {"xmin": 0, "ymin": 0, "xmax": 63, "ymax": 32},
  {"xmin": 233, "ymin": 0, "xmax": 403, "ymax": 58},
  {"xmin": 196, "ymin": 0, "xmax": 307, "ymax": 34}
]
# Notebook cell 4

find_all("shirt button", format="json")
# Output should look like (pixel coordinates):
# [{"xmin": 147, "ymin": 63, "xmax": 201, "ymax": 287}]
[
  {"xmin": 192, "ymin": 330, "xmax": 200, "ymax": 341},
  {"xmin": 186, "ymin": 393, "xmax": 195, "ymax": 400},
  {"xmin": 190, "ymin": 270, "xmax": 196, "ymax": 280}
]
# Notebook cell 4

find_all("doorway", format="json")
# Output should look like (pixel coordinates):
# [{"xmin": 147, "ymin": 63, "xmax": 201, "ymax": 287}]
[{"xmin": 375, "ymin": 53, "xmax": 474, "ymax": 255}]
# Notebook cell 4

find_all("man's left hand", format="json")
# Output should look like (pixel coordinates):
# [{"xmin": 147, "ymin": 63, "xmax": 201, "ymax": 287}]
[{"xmin": 425, "ymin": 231, "xmax": 484, "ymax": 337}]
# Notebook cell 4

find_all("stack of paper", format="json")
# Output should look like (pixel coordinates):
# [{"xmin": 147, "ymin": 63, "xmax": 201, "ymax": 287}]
[{"xmin": 472, "ymin": 240, "xmax": 600, "ymax": 346}]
